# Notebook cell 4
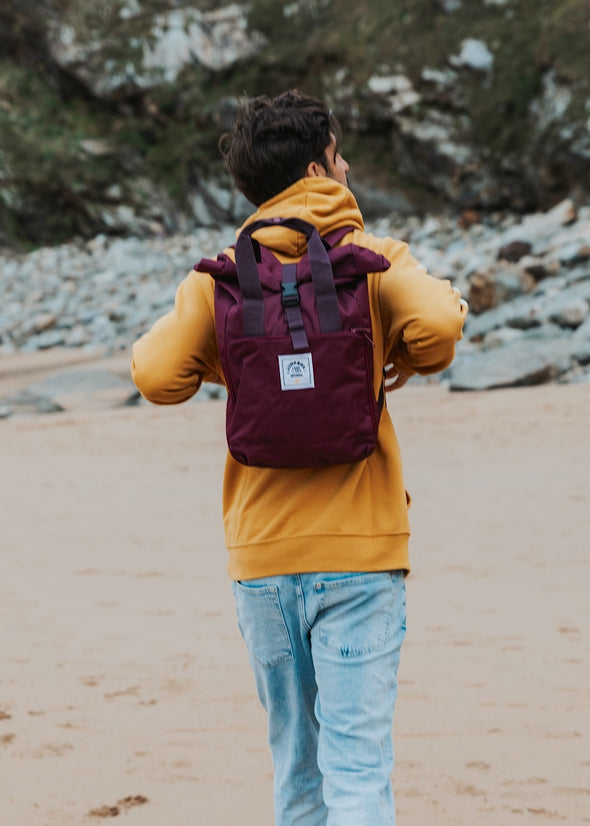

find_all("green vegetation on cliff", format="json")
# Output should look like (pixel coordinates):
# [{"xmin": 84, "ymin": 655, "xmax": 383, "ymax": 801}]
[{"xmin": 0, "ymin": 0, "xmax": 589, "ymax": 246}]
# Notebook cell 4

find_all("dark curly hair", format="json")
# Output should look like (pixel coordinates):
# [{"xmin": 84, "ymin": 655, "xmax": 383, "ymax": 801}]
[{"xmin": 219, "ymin": 90, "xmax": 341, "ymax": 206}]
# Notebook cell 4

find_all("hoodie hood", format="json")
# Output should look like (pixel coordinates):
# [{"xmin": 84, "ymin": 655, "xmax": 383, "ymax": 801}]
[{"xmin": 235, "ymin": 177, "xmax": 364, "ymax": 257}]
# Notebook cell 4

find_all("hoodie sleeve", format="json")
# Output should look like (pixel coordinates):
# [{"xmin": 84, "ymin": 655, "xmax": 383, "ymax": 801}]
[
  {"xmin": 378, "ymin": 239, "xmax": 468, "ymax": 376},
  {"xmin": 131, "ymin": 270, "xmax": 222, "ymax": 404}
]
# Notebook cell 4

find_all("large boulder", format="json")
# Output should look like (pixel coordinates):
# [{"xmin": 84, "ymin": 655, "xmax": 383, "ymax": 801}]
[
  {"xmin": 47, "ymin": 4, "xmax": 264, "ymax": 98},
  {"xmin": 446, "ymin": 335, "xmax": 584, "ymax": 391}
]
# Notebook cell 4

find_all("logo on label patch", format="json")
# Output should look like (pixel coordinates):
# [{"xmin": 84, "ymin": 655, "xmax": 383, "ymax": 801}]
[{"xmin": 278, "ymin": 353, "xmax": 315, "ymax": 391}]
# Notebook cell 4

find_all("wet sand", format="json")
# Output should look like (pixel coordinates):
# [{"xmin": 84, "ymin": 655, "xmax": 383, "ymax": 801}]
[{"xmin": 1, "ymin": 356, "xmax": 588, "ymax": 825}]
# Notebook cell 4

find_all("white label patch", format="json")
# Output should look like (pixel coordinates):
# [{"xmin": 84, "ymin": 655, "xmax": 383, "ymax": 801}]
[{"xmin": 278, "ymin": 353, "xmax": 315, "ymax": 391}]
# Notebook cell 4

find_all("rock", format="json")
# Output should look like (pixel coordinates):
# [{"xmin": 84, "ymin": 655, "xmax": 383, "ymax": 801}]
[
  {"xmin": 368, "ymin": 74, "xmax": 413, "ymax": 95},
  {"xmin": 351, "ymin": 181, "xmax": 414, "ymax": 219},
  {"xmin": 548, "ymin": 296, "xmax": 589, "ymax": 330},
  {"xmin": 448, "ymin": 336, "xmax": 576, "ymax": 390},
  {"xmin": 464, "ymin": 292, "xmax": 543, "ymax": 338},
  {"xmin": 393, "ymin": 108, "xmax": 493, "ymax": 206},
  {"xmin": 419, "ymin": 66, "xmax": 465, "ymax": 110},
  {"xmin": 573, "ymin": 309, "xmax": 590, "ymax": 335},
  {"xmin": 119, "ymin": 0, "xmax": 142, "ymax": 20},
  {"xmin": 449, "ymin": 39, "xmax": 494, "ymax": 73},
  {"xmin": 467, "ymin": 265, "xmax": 531, "ymax": 315},
  {"xmin": 396, "ymin": 110, "xmax": 474, "ymax": 164},
  {"xmin": 465, "ymin": 275, "xmax": 590, "ymax": 339},
  {"xmin": 3, "ymin": 368, "xmax": 141, "ymax": 413},
  {"xmin": 519, "ymin": 254, "xmax": 560, "ymax": 281},
  {"xmin": 498, "ymin": 198, "xmax": 578, "ymax": 254},
  {"xmin": 555, "ymin": 242, "xmax": 590, "ymax": 267},
  {"xmin": 367, "ymin": 74, "xmax": 421, "ymax": 114},
  {"xmin": 458, "ymin": 210, "xmax": 480, "ymax": 229},
  {"xmin": 65, "ymin": 325, "xmax": 93, "ymax": 347},
  {"xmin": 48, "ymin": 4, "xmax": 265, "ymax": 98},
  {"xmin": 144, "ymin": 5, "xmax": 263, "ymax": 76},
  {"xmin": 199, "ymin": 383, "xmax": 228, "ymax": 401},
  {"xmin": 436, "ymin": 0, "xmax": 462, "ymax": 11},
  {"xmin": 481, "ymin": 326, "xmax": 527, "ymax": 348},
  {"xmin": 567, "ymin": 340, "xmax": 590, "ymax": 367},
  {"xmin": 467, "ymin": 271, "xmax": 497, "ymax": 314},
  {"xmin": 558, "ymin": 366, "xmax": 590, "ymax": 385},
  {"xmin": 20, "ymin": 312, "xmax": 58, "ymax": 337},
  {"xmin": 1, "ymin": 391, "xmax": 64, "ymax": 415},
  {"xmin": 78, "ymin": 139, "xmax": 113, "ymax": 157},
  {"xmin": 529, "ymin": 70, "xmax": 573, "ymax": 137},
  {"xmin": 497, "ymin": 241, "xmax": 532, "ymax": 262},
  {"xmin": 22, "ymin": 330, "xmax": 68, "ymax": 351}
]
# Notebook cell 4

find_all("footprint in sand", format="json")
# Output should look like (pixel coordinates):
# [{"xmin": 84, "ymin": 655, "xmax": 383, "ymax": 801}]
[
  {"xmin": 89, "ymin": 796, "xmax": 149, "ymax": 818},
  {"xmin": 89, "ymin": 806, "xmax": 120, "ymax": 818},
  {"xmin": 31, "ymin": 742, "xmax": 74, "ymax": 758}
]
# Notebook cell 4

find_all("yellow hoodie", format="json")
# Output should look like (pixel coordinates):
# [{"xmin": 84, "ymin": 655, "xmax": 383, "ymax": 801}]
[{"xmin": 132, "ymin": 178, "xmax": 467, "ymax": 580}]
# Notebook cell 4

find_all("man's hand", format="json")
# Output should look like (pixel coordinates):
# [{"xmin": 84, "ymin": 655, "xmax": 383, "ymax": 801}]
[
  {"xmin": 384, "ymin": 362, "xmax": 413, "ymax": 393},
  {"xmin": 383, "ymin": 286, "xmax": 466, "ymax": 394}
]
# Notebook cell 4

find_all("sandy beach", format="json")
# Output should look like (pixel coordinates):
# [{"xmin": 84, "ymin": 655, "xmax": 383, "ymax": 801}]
[{"xmin": 1, "ymin": 355, "xmax": 588, "ymax": 825}]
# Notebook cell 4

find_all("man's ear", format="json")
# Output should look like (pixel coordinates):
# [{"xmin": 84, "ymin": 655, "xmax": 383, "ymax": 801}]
[{"xmin": 305, "ymin": 160, "xmax": 324, "ymax": 178}]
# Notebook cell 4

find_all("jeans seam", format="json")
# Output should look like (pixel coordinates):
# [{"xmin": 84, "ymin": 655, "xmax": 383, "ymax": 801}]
[{"xmin": 296, "ymin": 574, "xmax": 313, "ymax": 634}]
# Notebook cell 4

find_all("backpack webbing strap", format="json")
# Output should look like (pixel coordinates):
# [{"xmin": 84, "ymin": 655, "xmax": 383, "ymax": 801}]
[
  {"xmin": 235, "ymin": 217, "xmax": 343, "ymax": 337},
  {"xmin": 281, "ymin": 263, "xmax": 309, "ymax": 350},
  {"xmin": 235, "ymin": 231, "xmax": 265, "ymax": 336},
  {"xmin": 307, "ymin": 229, "xmax": 342, "ymax": 333}
]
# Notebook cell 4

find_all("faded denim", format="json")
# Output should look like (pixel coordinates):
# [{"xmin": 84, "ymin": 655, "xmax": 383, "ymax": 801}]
[{"xmin": 232, "ymin": 570, "xmax": 407, "ymax": 826}]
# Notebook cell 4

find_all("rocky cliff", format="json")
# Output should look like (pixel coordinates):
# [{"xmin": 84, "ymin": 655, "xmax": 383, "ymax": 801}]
[{"xmin": 1, "ymin": 0, "xmax": 589, "ymax": 246}]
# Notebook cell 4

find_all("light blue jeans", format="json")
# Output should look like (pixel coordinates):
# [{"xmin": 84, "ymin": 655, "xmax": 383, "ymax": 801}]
[{"xmin": 232, "ymin": 570, "xmax": 406, "ymax": 826}]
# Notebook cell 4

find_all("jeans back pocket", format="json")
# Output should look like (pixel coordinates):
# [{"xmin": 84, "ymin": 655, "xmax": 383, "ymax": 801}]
[{"xmin": 233, "ymin": 581, "xmax": 294, "ymax": 668}]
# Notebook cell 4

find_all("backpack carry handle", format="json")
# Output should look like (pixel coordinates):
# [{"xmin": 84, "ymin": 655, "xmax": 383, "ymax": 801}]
[{"xmin": 235, "ymin": 217, "xmax": 343, "ymax": 337}]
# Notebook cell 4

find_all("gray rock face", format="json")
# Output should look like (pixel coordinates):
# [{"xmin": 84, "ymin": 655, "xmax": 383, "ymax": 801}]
[
  {"xmin": 394, "ymin": 109, "xmax": 481, "ymax": 206},
  {"xmin": 450, "ymin": 39, "xmax": 494, "ymax": 73},
  {"xmin": 48, "ymin": 4, "xmax": 265, "ymax": 98}
]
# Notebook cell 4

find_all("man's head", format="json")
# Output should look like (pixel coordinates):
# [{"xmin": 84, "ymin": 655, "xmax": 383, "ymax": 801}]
[{"xmin": 219, "ymin": 90, "xmax": 349, "ymax": 206}]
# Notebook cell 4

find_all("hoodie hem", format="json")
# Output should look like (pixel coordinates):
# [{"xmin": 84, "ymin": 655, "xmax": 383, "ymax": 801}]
[{"xmin": 227, "ymin": 533, "xmax": 410, "ymax": 581}]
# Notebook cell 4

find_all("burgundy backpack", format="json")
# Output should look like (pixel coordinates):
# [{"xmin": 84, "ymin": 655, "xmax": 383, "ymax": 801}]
[{"xmin": 195, "ymin": 216, "xmax": 390, "ymax": 468}]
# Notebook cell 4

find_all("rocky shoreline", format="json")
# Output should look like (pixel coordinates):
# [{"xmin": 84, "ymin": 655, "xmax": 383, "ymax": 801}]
[
  {"xmin": 1, "ymin": 198, "xmax": 589, "ymax": 416},
  {"xmin": 384, "ymin": 197, "xmax": 590, "ymax": 391}
]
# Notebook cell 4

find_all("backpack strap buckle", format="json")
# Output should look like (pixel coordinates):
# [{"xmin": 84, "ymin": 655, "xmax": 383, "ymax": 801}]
[
  {"xmin": 281, "ymin": 264, "xmax": 308, "ymax": 350},
  {"xmin": 281, "ymin": 281, "xmax": 300, "ymax": 307}
]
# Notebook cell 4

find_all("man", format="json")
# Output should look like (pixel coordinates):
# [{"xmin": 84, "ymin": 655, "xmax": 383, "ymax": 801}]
[{"xmin": 132, "ymin": 89, "xmax": 467, "ymax": 825}]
